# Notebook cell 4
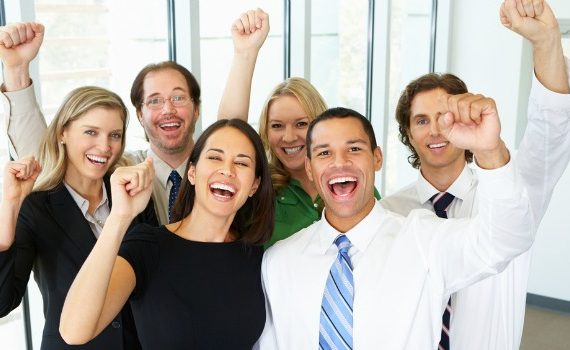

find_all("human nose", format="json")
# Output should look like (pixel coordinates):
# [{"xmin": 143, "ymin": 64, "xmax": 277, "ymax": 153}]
[
  {"xmin": 161, "ymin": 98, "xmax": 176, "ymax": 113},
  {"xmin": 98, "ymin": 136, "xmax": 111, "ymax": 153},
  {"xmin": 218, "ymin": 161, "xmax": 235, "ymax": 178},
  {"xmin": 429, "ymin": 116, "xmax": 441, "ymax": 136},
  {"xmin": 331, "ymin": 152, "xmax": 351, "ymax": 168},
  {"xmin": 282, "ymin": 125, "xmax": 297, "ymax": 143}
]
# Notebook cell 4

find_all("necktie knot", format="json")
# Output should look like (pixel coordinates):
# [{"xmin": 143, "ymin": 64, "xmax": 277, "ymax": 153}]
[
  {"xmin": 169, "ymin": 170, "xmax": 181, "ymax": 186},
  {"xmin": 430, "ymin": 192, "xmax": 455, "ymax": 219},
  {"xmin": 334, "ymin": 235, "xmax": 352, "ymax": 255}
]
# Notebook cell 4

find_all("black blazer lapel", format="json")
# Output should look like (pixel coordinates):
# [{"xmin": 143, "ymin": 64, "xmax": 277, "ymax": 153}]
[{"xmin": 48, "ymin": 184, "xmax": 96, "ymax": 259}]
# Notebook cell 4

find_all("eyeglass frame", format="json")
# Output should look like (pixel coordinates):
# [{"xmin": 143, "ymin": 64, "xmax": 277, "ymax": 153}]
[{"xmin": 142, "ymin": 94, "xmax": 193, "ymax": 110}]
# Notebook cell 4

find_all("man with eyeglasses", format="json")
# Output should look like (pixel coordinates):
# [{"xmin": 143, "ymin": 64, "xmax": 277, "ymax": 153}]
[{"xmin": 0, "ymin": 9, "xmax": 269, "ymax": 224}]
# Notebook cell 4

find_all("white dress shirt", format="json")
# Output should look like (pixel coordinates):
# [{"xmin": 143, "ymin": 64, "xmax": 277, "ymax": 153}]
[
  {"xmin": 257, "ymin": 161, "xmax": 535, "ymax": 350},
  {"xmin": 380, "ymin": 67, "xmax": 570, "ymax": 350}
]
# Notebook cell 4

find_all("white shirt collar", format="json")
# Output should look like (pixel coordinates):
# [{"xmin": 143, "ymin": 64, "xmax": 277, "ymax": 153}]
[
  {"xmin": 312, "ymin": 200, "xmax": 384, "ymax": 256},
  {"xmin": 147, "ymin": 148, "xmax": 189, "ymax": 187},
  {"xmin": 63, "ymin": 181, "xmax": 108, "ymax": 216},
  {"xmin": 416, "ymin": 164, "xmax": 475, "ymax": 204}
]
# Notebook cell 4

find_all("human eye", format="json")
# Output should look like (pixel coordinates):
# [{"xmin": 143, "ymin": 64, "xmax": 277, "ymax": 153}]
[
  {"xmin": 416, "ymin": 118, "xmax": 428, "ymax": 126},
  {"xmin": 146, "ymin": 97, "xmax": 164, "ymax": 108},
  {"xmin": 110, "ymin": 132, "xmax": 123, "ymax": 140},
  {"xmin": 296, "ymin": 120, "xmax": 309, "ymax": 128},
  {"xmin": 171, "ymin": 95, "xmax": 188, "ymax": 106},
  {"xmin": 235, "ymin": 160, "xmax": 250, "ymax": 167},
  {"xmin": 270, "ymin": 123, "xmax": 283, "ymax": 129},
  {"xmin": 316, "ymin": 150, "xmax": 330, "ymax": 157},
  {"xmin": 207, "ymin": 154, "xmax": 222, "ymax": 161},
  {"xmin": 349, "ymin": 146, "xmax": 362, "ymax": 152},
  {"xmin": 84, "ymin": 130, "xmax": 96, "ymax": 136}
]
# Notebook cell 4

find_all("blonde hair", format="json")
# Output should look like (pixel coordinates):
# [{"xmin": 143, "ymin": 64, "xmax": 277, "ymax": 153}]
[
  {"xmin": 258, "ymin": 77, "xmax": 327, "ymax": 191},
  {"xmin": 34, "ymin": 86, "xmax": 128, "ymax": 191}
]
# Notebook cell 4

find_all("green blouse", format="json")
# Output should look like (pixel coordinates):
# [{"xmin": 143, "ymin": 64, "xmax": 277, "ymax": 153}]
[{"xmin": 266, "ymin": 179, "xmax": 381, "ymax": 248}]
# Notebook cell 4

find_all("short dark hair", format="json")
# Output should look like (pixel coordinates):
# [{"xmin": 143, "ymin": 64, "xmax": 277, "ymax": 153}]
[
  {"xmin": 395, "ymin": 73, "xmax": 473, "ymax": 169},
  {"xmin": 172, "ymin": 119, "xmax": 274, "ymax": 245},
  {"xmin": 130, "ymin": 61, "xmax": 202, "ymax": 117},
  {"xmin": 306, "ymin": 107, "xmax": 378, "ymax": 159}
]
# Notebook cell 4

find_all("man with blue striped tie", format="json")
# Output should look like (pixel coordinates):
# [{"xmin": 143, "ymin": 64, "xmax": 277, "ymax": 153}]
[{"xmin": 256, "ymin": 42, "xmax": 569, "ymax": 347}]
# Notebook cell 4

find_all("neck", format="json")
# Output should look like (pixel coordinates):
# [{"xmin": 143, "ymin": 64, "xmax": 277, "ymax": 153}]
[
  {"xmin": 420, "ymin": 162, "xmax": 465, "ymax": 192},
  {"xmin": 326, "ymin": 197, "xmax": 376, "ymax": 233},
  {"xmin": 151, "ymin": 141, "xmax": 193, "ymax": 169},
  {"xmin": 168, "ymin": 204, "xmax": 235, "ymax": 242},
  {"xmin": 289, "ymin": 168, "xmax": 318, "ymax": 200},
  {"xmin": 64, "ymin": 174, "xmax": 104, "ymax": 214}
]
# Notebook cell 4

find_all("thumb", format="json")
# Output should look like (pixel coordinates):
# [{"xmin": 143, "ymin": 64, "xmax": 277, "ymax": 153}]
[{"xmin": 437, "ymin": 112, "xmax": 454, "ymax": 138}]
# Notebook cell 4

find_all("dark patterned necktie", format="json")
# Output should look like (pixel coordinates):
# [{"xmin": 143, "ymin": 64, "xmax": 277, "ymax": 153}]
[
  {"xmin": 168, "ymin": 170, "xmax": 181, "ymax": 223},
  {"xmin": 430, "ymin": 192, "xmax": 455, "ymax": 350}
]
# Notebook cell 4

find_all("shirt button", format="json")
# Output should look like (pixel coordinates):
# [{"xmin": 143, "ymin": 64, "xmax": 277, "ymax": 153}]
[
  {"xmin": 313, "ymin": 203, "xmax": 318, "ymax": 208},
  {"xmin": 281, "ymin": 197, "xmax": 285, "ymax": 200},
  {"xmin": 111, "ymin": 321, "xmax": 121, "ymax": 329}
]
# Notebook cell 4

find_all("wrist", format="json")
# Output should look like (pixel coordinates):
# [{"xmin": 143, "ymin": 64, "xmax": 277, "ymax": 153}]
[
  {"xmin": 3, "ymin": 65, "xmax": 32, "ymax": 92},
  {"xmin": 473, "ymin": 140, "xmax": 510, "ymax": 170}
]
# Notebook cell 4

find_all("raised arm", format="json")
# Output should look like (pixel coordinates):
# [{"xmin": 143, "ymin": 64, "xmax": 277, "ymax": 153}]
[
  {"xmin": 0, "ymin": 157, "xmax": 40, "ymax": 316},
  {"xmin": 501, "ymin": 0, "xmax": 570, "ymax": 222},
  {"xmin": 501, "ymin": 0, "xmax": 569, "ymax": 93},
  {"xmin": 217, "ymin": 8, "xmax": 269, "ymax": 121},
  {"xmin": 60, "ymin": 159, "xmax": 154, "ymax": 345},
  {"xmin": 0, "ymin": 22, "xmax": 47, "ymax": 159}
]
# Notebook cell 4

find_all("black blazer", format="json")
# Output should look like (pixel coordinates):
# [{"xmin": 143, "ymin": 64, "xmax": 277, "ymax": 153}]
[{"xmin": 0, "ymin": 178, "xmax": 157, "ymax": 350}]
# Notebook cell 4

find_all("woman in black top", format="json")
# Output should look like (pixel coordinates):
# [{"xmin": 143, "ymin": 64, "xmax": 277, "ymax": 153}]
[
  {"xmin": 0, "ymin": 86, "xmax": 156, "ymax": 350},
  {"xmin": 60, "ymin": 119, "xmax": 275, "ymax": 349}
]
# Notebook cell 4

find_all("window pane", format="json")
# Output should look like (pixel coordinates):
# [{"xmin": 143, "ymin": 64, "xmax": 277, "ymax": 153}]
[
  {"xmin": 311, "ymin": 0, "xmax": 368, "ymax": 113},
  {"xmin": 199, "ymin": 0, "xmax": 284, "ymax": 130},
  {"xmin": 384, "ymin": 0, "xmax": 434, "ymax": 195},
  {"xmin": 35, "ymin": 0, "xmax": 169, "ymax": 151}
]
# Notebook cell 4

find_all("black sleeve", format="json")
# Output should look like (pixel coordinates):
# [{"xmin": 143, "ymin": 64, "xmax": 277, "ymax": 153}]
[
  {"xmin": 118, "ymin": 224, "xmax": 159, "ymax": 299},
  {"xmin": 131, "ymin": 197, "xmax": 159, "ymax": 228},
  {"xmin": 0, "ymin": 196, "xmax": 37, "ymax": 317}
]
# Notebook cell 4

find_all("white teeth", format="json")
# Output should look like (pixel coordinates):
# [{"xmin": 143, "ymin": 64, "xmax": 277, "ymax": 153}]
[
  {"xmin": 328, "ymin": 176, "xmax": 357, "ymax": 185},
  {"xmin": 428, "ymin": 142, "xmax": 448, "ymax": 149},
  {"xmin": 86, "ymin": 155, "xmax": 108, "ymax": 164},
  {"xmin": 159, "ymin": 122, "xmax": 181, "ymax": 128},
  {"xmin": 209, "ymin": 182, "xmax": 236, "ymax": 193},
  {"xmin": 283, "ymin": 146, "xmax": 303, "ymax": 155}
]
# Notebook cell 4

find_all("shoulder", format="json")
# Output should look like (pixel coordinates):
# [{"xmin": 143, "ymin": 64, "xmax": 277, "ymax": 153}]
[
  {"xmin": 123, "ymin": 223, "xmax": 162, "ymax": 244},
  {"xmin": 380, "ymin": 182, "xmax": 420, "ymax": 216},
  {"xmin": 264, "ymin": 222, "xmax": 316, "ymax": 261}
]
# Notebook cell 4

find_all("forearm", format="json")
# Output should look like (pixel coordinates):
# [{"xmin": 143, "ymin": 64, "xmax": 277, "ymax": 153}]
[
  {"xmin": 2, "ymin": 64, "xmax": 31, "ymax": 92},
  {"xmin": 4, "ymin": 84, "xmax": 47, "ymax": 159},
  {"xmin": 533, "ymin": 36, "xmax": 569, "ymax": 94},
  {"xmin": 60, "ymin": 214, "xmax": 132, "ymax": 344},
  {"xmin": 0, "ymin": 201, "xmax": 21, "ymax": 251},
  {"xmin": 217, "ymin": 50, "xmax": 259, "ymax": 121}
]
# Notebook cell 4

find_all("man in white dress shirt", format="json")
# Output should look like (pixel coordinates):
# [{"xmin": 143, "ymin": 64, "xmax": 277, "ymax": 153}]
[
  {"xmin": 0, "ymin": 10, "xmax": 270, "ymax": 224},
  {"xmin": 381, "ymin": 1, "xmax": 570, "ymax": 349},
  {"xmin": 257, "ymin": 87, "xmax": 542, "ymax": 349}
]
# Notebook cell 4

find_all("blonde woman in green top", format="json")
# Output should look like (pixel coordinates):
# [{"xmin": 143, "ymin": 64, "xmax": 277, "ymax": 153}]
[{"xmin": 258, "ymin": 78, "xmax": 328, "ymax": 247}]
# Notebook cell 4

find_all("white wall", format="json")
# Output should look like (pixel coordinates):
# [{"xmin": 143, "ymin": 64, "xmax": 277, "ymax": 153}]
[{"xmin": 447, "ymin": 0, "xmax": 570, "ymax": 302}]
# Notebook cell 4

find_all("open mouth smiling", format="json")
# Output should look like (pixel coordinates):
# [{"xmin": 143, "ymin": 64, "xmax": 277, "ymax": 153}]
[
  {"xmin": 209, "ymin": 182, "xmax": 237, "ymax": 200},
  {"xmin": 86, "ymin": 154, "xmax": 109, "ymax": 165},
  {"xmin": 282, "ymin": 145, "xmax": 304, "ymax": 155},
  {"xmin": 328, "ymin": 176, "xmax": 358, "ymax": 197}
]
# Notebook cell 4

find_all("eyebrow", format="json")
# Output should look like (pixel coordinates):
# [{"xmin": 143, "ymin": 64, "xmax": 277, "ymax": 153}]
[
  {"xmin": 269, "ymin": 116, "xmax": 309, "ymax": 122},
  {"xmin": 311, "ymin": 138, "xmax": 368, "ymax": 152},
  {"xmin": 80, "ymin": 125, "xmax": 123, "ymax": 133},
  {"xmin": 207, "ymin": 148, "xmax": 253, "ymax": 160}
]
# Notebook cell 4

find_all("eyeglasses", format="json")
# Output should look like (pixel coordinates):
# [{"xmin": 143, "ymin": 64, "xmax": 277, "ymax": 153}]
[{"xmin": 143, "ymin": 95, "xmax": 192, "ymax": 110}]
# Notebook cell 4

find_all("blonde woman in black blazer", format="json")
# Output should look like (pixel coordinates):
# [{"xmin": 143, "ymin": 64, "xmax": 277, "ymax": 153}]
[{"xmin": 0, "ymin": 86, "xmax": 156, "ymax": 350}]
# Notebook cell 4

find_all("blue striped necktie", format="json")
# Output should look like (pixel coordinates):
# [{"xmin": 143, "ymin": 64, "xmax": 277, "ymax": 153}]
[
  {"xmin": 168, "ymin": 170, "xmax": 181, "ymax": 223},
  {"xmin": 319, "ymin": 235, "xmax": 354, "ymax": 350},
  {"xmin": 430, "ymin": 192, "xmax": 455, "ymax": 350}
]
